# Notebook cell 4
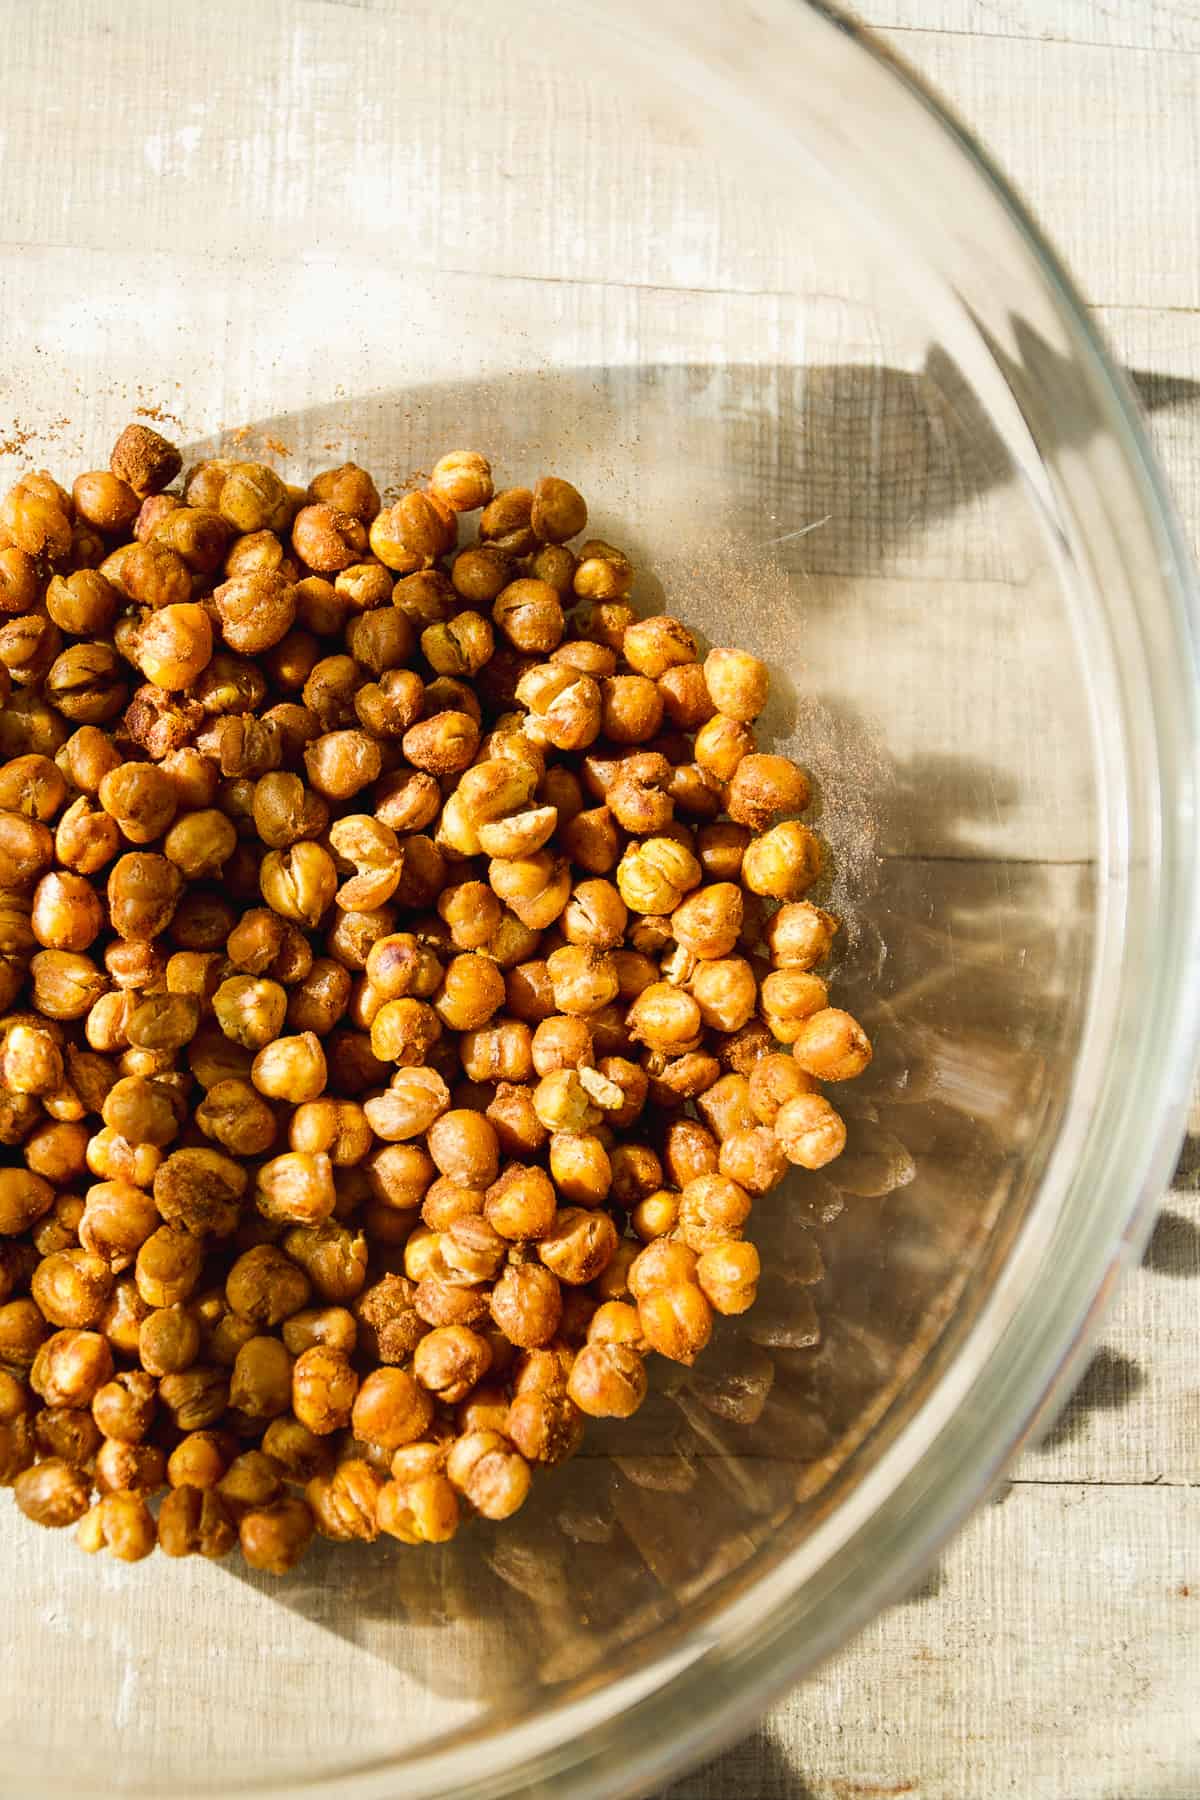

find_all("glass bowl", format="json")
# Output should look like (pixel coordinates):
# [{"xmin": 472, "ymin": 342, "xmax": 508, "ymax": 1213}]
[{"xmin": 1, "ymin": 2, "xmax": 1197, "ymax": 1797}]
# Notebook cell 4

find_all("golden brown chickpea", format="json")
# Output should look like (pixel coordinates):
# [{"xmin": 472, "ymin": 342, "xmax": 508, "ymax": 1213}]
[
  {"xmin": 702, "ymin": 646, "xmax": 769, "ymax": 722},
  {"xmin": 78, "ymin": 1180, "xmax": 159, "ymax": 1273},
  {"xmin": 789, "ymin": 1007, "xmax": 873, "ymax": 1081},
  {"xmin": 13, "ymin": 1457, "xmax": 92, "ymax": 1528},
  {"xmin": 260, "ymin": 1415, "xmax": 336, "ymax": 1485},
  {"xmin": 368, "ymin": 996, "xmax": 440, "ymax": 1068},
  {"xmin": 209, "ymin": 975, "xmax": 287, "ymax": 1055},
  {"xmin": 32, "ymin": 1405, "xmax": 102, "ymax": 1468},
  {"xmin": 135, "ymin": 1225, "xmax": 204, "ymax": 1310},
  {"xmin": 25, "ymin": 1119, "xmax": 88, "ymax": 1187},
  {"xmin": 530, "ymin": 1015, "xmax": 592, "ymax": 1077},
  {"xmin": 479, "ymin": 1163, "xmax": 552, "ymax": 1243},
  {"xmin": 617, "ymin": 837, "xmax": 700, "ymax": 915},
  {"xmin": 165, "ymin": 1431, "xmax": 233, "ymax": 1491},
  {"xmin": 287, "ymin": 958, "xmax": 352, "ymax": 1037},
  {"xmin": 760, "ymin": 969, "xmax": 830, "ymax": 1044},
  {"xmin": 0, "ymin": 752, "xmax": 68, "ymax": 820},
  {"xmin": 25, "ymin": 951, "xmax": 104, "ymax": 1022},
  {"xmin": 689, "ymin": 956, "xmax": 758, "ymax": 1034},
  {"xmin": 369, "ymin": 490, "xmax": 455, "ymax": 573},
  {"xmin": 282, "ymin": 1220, "xmax": 368, "ymax": 1303},
  {"xmin": 657, "ymin": 663, "xmax": 715, "ymax": 734},
  {"xmin": 90, "ymin": 1368, "xmax": 157, "ymax": 1444},
  {"xmin": 695, "ymin": 1240, "xmax": 761, "ymax": 1315},
  {"xmin": 1, "ymin": 1017, "xmax": 62, "ymax": 1096},
  {"xmin": 678, "ymin": 693, "xmax": 739, "ymax": 771},
  {"xmin": 432, "ymin": 952, "xmax": 506, "ymax": 1033},
  {"xmin": 773, "ymin": 1092, "xmax": 847, "ymax": 1168},
  {"xmin": 348, "ymin": 1367, "xmax": 434, "ymax": 1453},
  {"xmin": 239, "ymin": 1496, "xmax": 315, "ymax": 1573},
  {"xmin": 0, "ymin": 545, "xmax": 41, "ymax": 619},
  {"xmin": 545, "ymin": 943, "xmax": 619, "ymax": 1016},
  {"xmin": 306, "ymin": 462, "xmax": 381, "ymax": 524},
  {"xmin": 289, "ymin": 1098, "xmax": 372, "ymax": 1166},
  {"xmin": 557, "ymin": 805, "xmax": 619, "ymax": 878},
  {"xmin": 305, "ymin": 1458, "xmax": 383, "ymax": 1542},
  {"xmin": 529, "ymin": 475, "xmax": 587, "ymax": 543},
  {"xmin": 106, "ymin": 852, "xmax": 183, "ymax": 942},
  {"xmin": 192, "ymin": 1078, "xmax": 275, "ymax": 1158},
  {"xmin": 567, "ymin": 1341, "xmax": 646, "ymax": 1418},
  {"xmin": 607, "ymin": 1143, "xmax": 663, "ymax": 1211},
  {"xmin": 290, "ymin": 1345, "xmax": 358, "ymax": 1437},
  {"xmin": 603, "ymin": 751, "xmax": 671, "ymax": 836},
  {"xmin": 30, "ymin": 870, "xmax": 104, "ymax": 952},
  {"xmin": 746, "ymin": 1053, "xmax": 817, "ymax": 1128},
  {"xmin": 478, "ymin": 486, "xmax": 535, "ymax": 557},
  {"xmin": 675, "ymin": 1173, "xmax": 752, "ymax": 1252},
  {"xmin": 249, "ymin": 1032, "xmax": 327, "ymax": 1104},
  {"xmin": 549, "ymin": 1132, "xmax": 612, "ymax": 1207},
  {"xmin": 255, "ymin": 1151, "xmax": 335, "ymax": 1228},
  {"xmin": 530, "ymin": 1068, "xmax": 601, "ymax": 1135},
  {"xmin": 291, "ymin": 501, "xmax": 370, "ymax": 573},
  {"xmin": 110, "ymin": 422, "xmax": 181, "ymax": 495},
  {"xmin": 0, "ymin": 808, "xmax": 52, "ymax": 886},
  {"xmin": 138, "ymin": 1304, "xmax": 201, "ymax": 1378},
  {"xmin": 30, "ymin": 1328, "xmax": 114, "ymax": 1406},
  {"xmin": 445, "ymin": 1428, "xmax": 531, "ymax": 1521},
  {"xmin": 586, "ymin": 1297, "xmax": 643, "ymax": 1346},
  {"xmin": 132, "ymin": 602, "xmax": 212, "ymax": 690},
  {"xmin": 693, "ymin": 1073, "xmax": 753, "ymax": 1144},
  {"xmin": 562, "ymin": 879, "xmax": 627, "ymax": 952},
  {"xmin": 492, "ymin": 578, "xmax": 564, "ymax": 655},
  {"xmin": 630, "ymin": 1187, "xmax": 680, "ymax": 1243},
  {"xmin": 717, "ymin": 1125, "xmax": 788, "ymax": 1196},
  {"xmin": 425, "ymin": 1110, "xmax": 500, "ymax": 1189},
  {"xmin": 51, "ymin": 795, "xmax": 118, "ymax": 877},
  {"xmin": 724, "ymin": 752, "xmax": 810, "ymax": 830},
  {"xmin": 31, "ymin": 1250, "xmax": 113, "ymax": 1328},
  {"xmin": 410, "ymin": 1324, "xmax": 489, "ymax": 1405},
  {"xmin": 436, "ymin": 880, "xmax": 502, "ymax": 954},
  {"xmin": 377, "ymin": 1471, "xmax": 459, "ymax": 1544},
  {"xmin": 763, "ymin": 900, "xmax": 837, "ymax": 971},
  {"xmin": 226, "ymin": 1335, "xmax": 293, "ymax": 1421},
  {"xmin": 536, "ymin": 1207, "xmax": 618, "ymax": 1286},
  {"xmin": 429, "ymin": 450, "xmax": 494, "ymax": 513},
  {"xmin": 0, "ymin": 1297, "xmax": 48, "ymax": 1370},
  {"xmin": 638, "ymin": 1281, "xmax": 713, "ymax": 1365},
  {"xmin": 626, "ymin": 982, "xmax": 702, "ymax": 1055},
  {"xmin": 741, "ymin": 820, "xmax": 823, "ymax": 900},
  {"xmin": 281, "ymin": 1304, "xmax": 358, "ymax": 1360},
  {"xmin": 158, "ymin": 1483, "xmax": 238, "ymax": 1558},
  {"xmin": 573, "ymin": 540, "xmax": 633, "ymax": 603},
  {"xmin": 670, "ymin": 884, "xmax": 742, "ymax": 961}
]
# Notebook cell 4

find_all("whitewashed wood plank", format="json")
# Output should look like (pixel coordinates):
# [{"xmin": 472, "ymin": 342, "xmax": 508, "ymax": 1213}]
[
  {"xmin": 870, "ymin": 29, "xmax": 1200, "ymax": 311},
  {"xmin": 659, "ymin": 1484, "xmax": 1200, "ymax": 1800},
  {"xmin": 858, "ymin": 0, "xmax": 1200, "ymax": 54}
]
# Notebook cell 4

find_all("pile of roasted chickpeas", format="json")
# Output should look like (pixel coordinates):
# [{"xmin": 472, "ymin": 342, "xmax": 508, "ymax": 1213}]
[{"xmin": 0, "ymin": 426, "xmax": 871, "ymax": 1572}]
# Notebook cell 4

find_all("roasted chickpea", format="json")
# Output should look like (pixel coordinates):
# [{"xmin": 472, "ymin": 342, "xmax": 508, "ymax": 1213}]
[
  {"xmin": 638, "ymin": 1281, "xmax": 713, "ymax": 1365},
  {"xmin": 567, "ymin": 1342, "xmax": 645, "ymax": 1418},
  {"xmin": 369, "ymin": 491, "xmax": 455, "ymax": 573},
  {"xmin": 696, "ymin": 1240, "xmax": 761, "ymax": 1315},
  {"xmin": 773, "ymin": 1092, "xmax": 847, "ymax": 1168},
  {"xmin": 617, "ymin": 837, "xmax": 700, "ymax": 915},
  {"xmin": 740, "ymin": 820, "xmax": 823, "ymax": 901}
]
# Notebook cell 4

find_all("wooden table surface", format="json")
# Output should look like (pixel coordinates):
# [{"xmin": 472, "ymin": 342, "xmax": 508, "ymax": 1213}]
[
  {"xmin": 664, "ymin": 5, "xmax": 1200, "ymax": 1796},
  {"xmin": 0, "ymin": 4, "xmax": 1195, "ymax": 1798}
]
